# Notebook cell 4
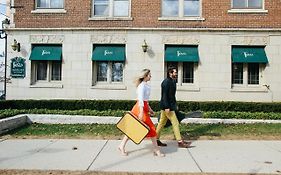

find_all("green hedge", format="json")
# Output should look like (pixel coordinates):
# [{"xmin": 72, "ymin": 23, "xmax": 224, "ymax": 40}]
[{"xmin": 1, "ymin": 100, "xmax": 281, "ymax": 113}]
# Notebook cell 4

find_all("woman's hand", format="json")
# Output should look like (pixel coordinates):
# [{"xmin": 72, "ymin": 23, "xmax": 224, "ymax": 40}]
[
  {"xmin": 165, "ymin": 108, "xmax": 170, "ymax": 114},
  {"xmin": 149, "ymin": 109, "xmax": 155, "ymax": 116},
  {"xmin": 138, "ymin": 109, "xmax": 144, "ymax": 121}
]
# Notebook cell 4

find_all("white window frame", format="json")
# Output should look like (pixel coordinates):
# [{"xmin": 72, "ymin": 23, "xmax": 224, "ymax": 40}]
[
  {"xmin": 228, "ymin": 0, "xmax": 268, "ymax": 13},
  {"xmin": 30, "ymin": 60, "xmax": 63, "ymax": 88},
  {"xmin": 92, "ymin": 61, "xmax": 126, "ymax": 90},
  {"xmin": 231, "ymin": 63, "xmax": 267, "ymax": 92},
  {"xmin": 32, "ymin": 0, "xmax": 66, "ymax": 13},
  {"xmin": 159, "ymin": 0, "xmax": 205, "ymax": 21},
  {"xmin": 90, "ymin": 0, "xmax": 132, "ymax": 20},
  {"xmin": 165, "ymin": 62, "xmax": 200, "ymax": 91}
]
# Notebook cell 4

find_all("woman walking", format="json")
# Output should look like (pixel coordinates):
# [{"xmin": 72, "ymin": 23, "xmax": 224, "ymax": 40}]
[{"xmin": 118, "ymin": 69, "xmax": 165, "ymax": 157}]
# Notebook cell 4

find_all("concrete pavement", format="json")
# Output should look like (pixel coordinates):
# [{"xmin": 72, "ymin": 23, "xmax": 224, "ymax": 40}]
[{"xmin": 0, "ymin": 139, "xmax": 281, "ymax": 174}]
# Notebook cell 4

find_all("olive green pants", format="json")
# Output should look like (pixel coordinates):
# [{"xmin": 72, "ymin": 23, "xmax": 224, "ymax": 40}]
[{"xmin": 156, "ymin": 110, "xmax": 182, "ymax": 141}]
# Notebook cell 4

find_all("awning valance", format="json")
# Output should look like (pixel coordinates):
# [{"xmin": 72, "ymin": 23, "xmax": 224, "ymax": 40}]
[
  {"xmin": 29, "ymin": 45, "xmax": 62, "ymax": 61},
  {"xmin": 92, "ymin": 45, "xmax": 125, "ymax": 61},
  {"xmin": 165, "ymin": 46, "xmax": 199, "ymax": 62},
  {"xmin": 232, "ymin": 46, "xmax": 268, "ymax": 63}
]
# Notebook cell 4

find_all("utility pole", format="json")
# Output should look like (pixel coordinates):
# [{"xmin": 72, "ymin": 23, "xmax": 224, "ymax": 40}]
[{"xmin": 0, "ymin": 18, "xmax": 10, "ymax": 100}]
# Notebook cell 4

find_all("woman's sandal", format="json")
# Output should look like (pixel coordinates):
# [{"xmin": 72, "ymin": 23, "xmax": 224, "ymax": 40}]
[{"xmin": 118, "ymin": 147, "xmax": 128, "ymax": 156}]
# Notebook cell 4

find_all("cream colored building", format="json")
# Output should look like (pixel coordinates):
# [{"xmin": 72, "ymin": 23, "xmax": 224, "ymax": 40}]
[
  {"xmin": 5, "ymin": 29, "xmax": 281, "ymax": 102},
  {"xmin": 4, "ymin": 0, "xmax": 281, "ymax": 102}
]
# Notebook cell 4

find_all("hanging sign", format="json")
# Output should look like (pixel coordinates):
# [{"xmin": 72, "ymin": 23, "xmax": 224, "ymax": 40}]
[{"xmin": 11, "ymin": 57, "xmax": 26, "ymax": 78}]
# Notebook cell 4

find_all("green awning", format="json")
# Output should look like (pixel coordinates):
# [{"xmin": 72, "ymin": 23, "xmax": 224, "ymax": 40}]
[
  {"xmin": 29, "ymin": 45, "xmax": 62, "ymax": 61},
  {"xmin": 92, "ymin": 45, "xmax": 125, "ymax": 61},
  {"xmin": 165, "ymin": 46, "xmax": 199, "ymax": 62},
  {"xmin": 232, "ymin": 47, "xmax": 268, "ymax": 63}
]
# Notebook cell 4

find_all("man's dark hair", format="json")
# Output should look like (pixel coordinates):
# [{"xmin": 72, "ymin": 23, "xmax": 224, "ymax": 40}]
[{"xmin": 167, "ymin": 66, "xmax": 176, "ymax": 77}]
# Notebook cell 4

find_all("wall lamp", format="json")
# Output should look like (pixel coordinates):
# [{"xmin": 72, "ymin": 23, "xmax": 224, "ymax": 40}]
[
  {"xmin": 11, "ymin": 39, "xmax": 20, "ymax": 52},
  {"xmin": 142, "ymin": 40, "xmax": 148, "ymax": 52}
]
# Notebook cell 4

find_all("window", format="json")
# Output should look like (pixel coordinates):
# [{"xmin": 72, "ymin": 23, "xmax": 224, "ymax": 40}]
[
  {"xmin": 167, "ymin": 62, "xmax": 195, "ymax": 85},
  {"xmin": 231, "ymin": 46, "xmax": 268, "ymax": 88},
  {"xmin": 94, "ymin": 61, "xmax": 124, "ymax": 83},
  {"xmin": 92, "ymin": 45, "xmax": 125, "ymax": 85},
  {"xmin": 184, "ymin": 0, "xmax": 200, "ymax": 16},
  {"xmin": 32, "ymin": 60, "xmax": 62, "ymax": 83},
  {"xmin": 183, "ymin": 62, "xmax": 194, "ymax": 83},
  {"xmin": 162, "ymin": 0, "xmax": 200, "ymax": 17},
  {"xmin": 92, "ymin": 0, "xmax": 129, "ymax": 17},
  {"xmin": 248, "ymin": 63, "xmax": 259, "ymax": 85},
  {"xmin": 232, "ymin": 63, "xmax": 243, "ymax": 84},
  {"xmin": 232, "ymin": 63, "xmax": 262, "ymax": 86},
  {"xmin": 232, "ymin": 0, "xmax": 262, "ymax": 9},
  {"xmin": 36, "ymin": 0, "xmax": 64, "ymax": 9},
  {"xmin": 29, "ymin": 45, "xmax": 62, "ymax": 86},
  {"xmin": 164, "ymin": 45, "xmax": 199, "ymax": 88}
]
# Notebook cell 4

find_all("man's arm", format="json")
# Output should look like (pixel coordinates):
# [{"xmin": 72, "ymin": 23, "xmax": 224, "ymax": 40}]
[{"xmin": 161, "ymin": 80, "xmax": 171, "ymax": 110}]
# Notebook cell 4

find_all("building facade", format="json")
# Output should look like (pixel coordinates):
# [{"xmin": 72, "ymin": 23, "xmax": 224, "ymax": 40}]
[{"xmin": 5, "ymin": 0, "xmax": 281, "ymax": 102}]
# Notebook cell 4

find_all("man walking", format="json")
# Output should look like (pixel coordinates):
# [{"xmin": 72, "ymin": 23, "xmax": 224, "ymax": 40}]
[{"xmin": 156, "ymin": 67, "xmax": 191, "ymax": 148}]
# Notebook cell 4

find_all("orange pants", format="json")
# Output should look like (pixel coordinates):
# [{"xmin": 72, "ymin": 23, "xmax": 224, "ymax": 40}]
[{"xmin": 131, "ymin": 101, "xmax": 157, "ymax": 138}]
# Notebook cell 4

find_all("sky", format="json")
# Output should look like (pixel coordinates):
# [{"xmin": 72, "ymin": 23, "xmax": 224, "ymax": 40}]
[{"xmin": 0, "ymin": 0, "xmax": 7, "ymax": 61}]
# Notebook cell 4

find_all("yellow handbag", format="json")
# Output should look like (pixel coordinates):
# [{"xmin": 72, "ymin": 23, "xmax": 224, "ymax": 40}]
[{"xmin": 117, "ymin": 112, "xmax": 150, "ymax": 144}]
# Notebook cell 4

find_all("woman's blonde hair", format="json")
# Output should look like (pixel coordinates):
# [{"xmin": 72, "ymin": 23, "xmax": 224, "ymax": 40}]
[{"xmin": 135, "ymin": 69, "xmax": 151, "ymax": 87}]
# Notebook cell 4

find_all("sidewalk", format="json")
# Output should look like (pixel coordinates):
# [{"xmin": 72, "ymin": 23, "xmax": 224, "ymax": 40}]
[{"xmin": 0, "ymin": 139, "xmax": 281, "ymax": 174}]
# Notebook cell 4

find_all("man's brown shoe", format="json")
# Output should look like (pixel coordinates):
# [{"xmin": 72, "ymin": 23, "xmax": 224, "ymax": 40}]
[
  {"xmin": 157, "ymin": 140, "xmax": 167, "ymax": 147},
  {"xmin": 178, "ymin": 140, "xmax": 192, "ymax": 148}
]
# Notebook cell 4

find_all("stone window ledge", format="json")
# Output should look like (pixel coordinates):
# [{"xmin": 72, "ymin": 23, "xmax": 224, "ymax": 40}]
[
  {"xmin": 228, "ymin": 9, "xmax": 268, "ymax": 14},
  {"xmin": 31, "ymin": 9, "xmax": 67, "ymax": 14},
  {"xmin": 30, "ymin": 82, "xmax": 63, "ymax": 88},
  {"xmin": 91, "ymin": 83, "xmax": 127, "ymax": 90},
  {"xmin": 158, "ymin": 17, "xmax": 205, "ymax": 21}
]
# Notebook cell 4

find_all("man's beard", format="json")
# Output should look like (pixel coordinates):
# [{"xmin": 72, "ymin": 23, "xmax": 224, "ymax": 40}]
[{"xmin": 172, "ymin": 75, "xmax": 177, "ymax": 79}]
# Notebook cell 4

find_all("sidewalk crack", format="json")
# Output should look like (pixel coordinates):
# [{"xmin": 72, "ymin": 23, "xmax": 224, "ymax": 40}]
[
  {"xmin": 86, "ymin": 140, "xmax": 108, "ymax": 170},
  {"xmin": 188, "ymin": 149, "xmax": 203, "ymax": 172}
]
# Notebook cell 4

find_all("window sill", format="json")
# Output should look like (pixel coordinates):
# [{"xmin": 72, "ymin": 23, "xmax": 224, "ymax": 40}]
[
  {"xmin": 91, "ymin": 83, "xmax": 127, "ymax": 90},
  {"xmin": 89, "ymin": 17, "xmax": 133, "ymax": 21},
  {"xmin": 228, "ymin": 9, "xmax": 268, "ymax": 14},
  {"xmin": 158, "ymin": 17, "xmax": 205, "ymax": 21},
  {"xmin": 31, "ymin": 9, "xmax": 67, "ymax": 14},
  {"xmin": 30, "ymin": 82, "xmax": 63, "ymax": 88},
  {"xmin": 230, "ymin": 86, "xmax": 268, "ymax": 92},
  {"xmin": 177, "ymin": 85, "xmax": 200, "ymax": 92}
]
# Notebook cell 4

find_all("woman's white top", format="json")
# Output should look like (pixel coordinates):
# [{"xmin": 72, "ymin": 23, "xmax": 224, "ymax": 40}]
[{"xmin": 137, "ymin": 81, "xmax": 151, "ymax": 107}]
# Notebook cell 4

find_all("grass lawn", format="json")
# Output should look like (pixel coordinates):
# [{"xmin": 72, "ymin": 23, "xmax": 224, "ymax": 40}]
[{"xmin": 3, "ymin": 123, "xmax": 281, "ymax": 140}]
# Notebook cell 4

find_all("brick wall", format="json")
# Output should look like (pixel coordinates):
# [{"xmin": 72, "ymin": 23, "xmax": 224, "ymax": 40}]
[{"xmin": 14, "ymin": 0, "xmax": 281, "ymax": 28}]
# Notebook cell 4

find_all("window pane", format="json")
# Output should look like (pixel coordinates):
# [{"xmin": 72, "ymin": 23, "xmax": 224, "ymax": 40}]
[
  {"xmin": 232, "ymin": 63, "xmax": 243, "ymax": 84},
  {"xmin": 248, "ymin": 63, "xmax": 259, "ymax": 85},
  {"xmin": 233, "ymin": 0, "xmax": 247, "ymax": 8},
  {"xmin": 248, "ymin": 0, "xmax": 262, "ymax": 8},
  {"xmin": 37, "ymin": 0, "xmax": 49, "ymax": 8},
  {"xmin": 36, "ymin": 61, "xmax": 47, "ymax": 81},
  {"xmin": 97, "ymin": 62, "xmax": 108, "ymax": 82},
  {"xmin": 183, "ymin": 62, "xmax": 194, "ymax": 83},
  {"xmin": 112, "ymin": 62, "xmax": 123, "ymax": 82},
  {"xmin": 184, "ymin": 0, "xmax": 199, "ymax": 16},
  {"xmin": 50, "ymin": 0, "xmax": 64, "ymax": 8},
  {"xmin": 51, "ymin": 61, "xmax": 62, "ymax": 81},
  {"xmin": 167, "ymin": 62, "xmax": 178, "ymax": 83},
  {"xmin": 162, "ymin": 0, "xmax": 179, "ymax": 17},
  {"xmin": 94, "ymin": 0, "xmax": 109, "ymax": 16},
  {"xmin": 114, "ymin": 0, "xmax": 129, "ymax": 16}
]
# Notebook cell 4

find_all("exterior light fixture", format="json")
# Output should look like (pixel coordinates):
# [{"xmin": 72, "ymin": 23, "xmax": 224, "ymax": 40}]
[
  {"xmin": 2, "ymin": 18, "xmax": 10, "ymax": 26},
  {"xmin": 11, "ymin": 39, "xmax": 20, "ymax": 52},
  {"xmin": 142, "ymin": 40, "xmax": 148, "ymax": 52}
]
